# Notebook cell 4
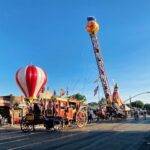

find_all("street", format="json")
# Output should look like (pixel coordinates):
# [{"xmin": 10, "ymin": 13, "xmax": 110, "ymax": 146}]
[{"xmin": 0, "ymin": 117, "xmax": 150, "ymax": 150}]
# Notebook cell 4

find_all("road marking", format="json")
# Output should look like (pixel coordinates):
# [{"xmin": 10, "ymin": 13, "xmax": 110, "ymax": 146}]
[{"xmin": 147, "ymin": 142, "xmax": 150, "ymax": 145}]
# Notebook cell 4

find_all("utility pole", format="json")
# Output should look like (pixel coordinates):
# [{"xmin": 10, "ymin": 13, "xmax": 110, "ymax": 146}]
[{"xmin": 129, "ymin": 96, "xmax": 132, "ymax": 108}]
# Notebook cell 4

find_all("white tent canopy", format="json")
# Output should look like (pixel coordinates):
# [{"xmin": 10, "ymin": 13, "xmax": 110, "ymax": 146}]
[{"xmin": 125, "ymin": 105, "xmax": 130, "ymax": 111}]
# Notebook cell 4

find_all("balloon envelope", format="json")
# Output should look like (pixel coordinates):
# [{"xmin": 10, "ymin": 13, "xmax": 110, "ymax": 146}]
[
  {"xmin": 86, "ymin": 20, "xmax": 99, "ymax": 34},
  {"xmin": 16, "ymin": 65, "xmax": 47, "ymax": 100}
]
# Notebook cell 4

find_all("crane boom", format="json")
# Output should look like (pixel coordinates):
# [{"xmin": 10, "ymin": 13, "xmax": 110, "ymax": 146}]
[{"xmin": 86, "ymin": 17, "xmax": 111, "ymax": 103}]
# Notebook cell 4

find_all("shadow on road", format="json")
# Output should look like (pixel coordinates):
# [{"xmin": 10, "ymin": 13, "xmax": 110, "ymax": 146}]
[
  {"xmin": 20, "ymin": 129, "xmax": 149, "ymax": 150},
  {"xmin": 0, "ymin": 127, "xmax": 148, "ymax": 150},
  {"xmin": 0, "ymin": 117, "xmax": 149, "ymax": 150}
]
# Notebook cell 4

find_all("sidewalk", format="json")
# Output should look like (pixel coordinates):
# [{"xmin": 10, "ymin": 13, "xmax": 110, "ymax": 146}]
[
  {"xmin": 0, "ymin": 124, "xmax": 45, "ymax": 132},
  {"xmin": 0, "ymin": 124, "xmax": 20, "ymax": 131}
]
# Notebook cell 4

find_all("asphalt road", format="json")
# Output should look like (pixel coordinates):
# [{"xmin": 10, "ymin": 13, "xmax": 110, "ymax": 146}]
[{"xmin": 0, "ymin": 117, "xmax": 150, "ymax": 150}]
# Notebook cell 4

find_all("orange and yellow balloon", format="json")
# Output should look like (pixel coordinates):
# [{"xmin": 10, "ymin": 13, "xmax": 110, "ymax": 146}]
[{"xmin": 86, "ymin": 16, "xmax": 99, "ymax": 34}]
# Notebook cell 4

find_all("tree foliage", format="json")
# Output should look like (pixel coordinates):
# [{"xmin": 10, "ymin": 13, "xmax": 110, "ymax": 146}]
[
  {"xmin": 98, "ymin": 97, "xmax": 107, "ymax": 106},
  {"xmin": 144, "ymin": 103, "xmax": 150, "ymax": 110},
  {"xmin": 88, "ymin": 97, "xmax": 107, "ymax": 109},
  {"xmin": 70, "ymin": 93, "xmax": 87, "ymax": 102},
  {"xmin": 126, "ymin": 103, "xmax": 130, "ymax": 107},
  {"xmin": 88, "ymin": 102, "xmax": 98, "ymax": 109},
  {"xmin": 131, "ymin": 100, "xmax": 144, "ymax": 108}
]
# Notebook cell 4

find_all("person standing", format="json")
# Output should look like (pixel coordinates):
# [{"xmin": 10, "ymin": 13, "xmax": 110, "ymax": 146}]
[
  {"xmin": 0, "ymin": 114, "xmax": 2, "ymax": 126},
  {"xmin": 143, "ymin": 109, "xmax": 147, "ymax": 120},
  {"xmin": 88, "ymin": 108, "xmax": 93, "ymax": 123},
  {"xmin": 134, "ymin": 109, "xmax": 139, "ymax": 120}
]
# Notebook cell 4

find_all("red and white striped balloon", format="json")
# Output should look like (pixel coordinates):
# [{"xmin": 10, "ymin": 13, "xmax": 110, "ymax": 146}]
[{"xmin": 16, "ymin": 65, "xmax": 47, "ymax": 100}]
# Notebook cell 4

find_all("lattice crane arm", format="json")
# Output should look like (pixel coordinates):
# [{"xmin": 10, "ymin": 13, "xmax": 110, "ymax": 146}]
[{"xmin": 86, "ymin": 17, "xmax": 112, "ymax": 103}]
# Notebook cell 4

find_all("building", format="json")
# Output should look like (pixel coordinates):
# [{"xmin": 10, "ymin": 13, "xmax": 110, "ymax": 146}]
[
  {"xmin": 38, "ymin": 90, "xmax": 53, "ymax": 100},
  {"xmin": 0, "ymin": 90, "xmax": 54, "ymax": 124},
  {"xmin": 0, "ymin": 95, "xmax": 11, "ymax": 123},
  {"xmin": 0, "ymin": 95, "xmax": 25, "ymax": 124}
]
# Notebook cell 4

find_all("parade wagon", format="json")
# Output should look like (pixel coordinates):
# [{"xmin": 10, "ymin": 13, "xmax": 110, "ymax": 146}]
[{"xmin": 20, "ymin": 97, "xmax": 87, "ymax": 132}]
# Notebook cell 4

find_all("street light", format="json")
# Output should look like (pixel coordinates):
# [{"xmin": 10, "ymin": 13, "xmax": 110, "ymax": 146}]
[{"xmin": 124, "ymin": 91, "xmax": 150, "ymax": 104}]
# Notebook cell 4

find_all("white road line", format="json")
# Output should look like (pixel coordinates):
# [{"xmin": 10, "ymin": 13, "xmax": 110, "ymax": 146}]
[{"xmin": 147, "ymin": 142, "xmax": 150, "ymax": 145}]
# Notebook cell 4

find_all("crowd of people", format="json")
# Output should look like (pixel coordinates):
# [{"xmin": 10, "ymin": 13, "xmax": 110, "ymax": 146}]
[
  {"xmin": 132, "ymin": 108, "xmax": 147, "ymax": 120},
  {"xmin": 87, "ymin": 106, "xmax": 147, "ymax": 124}
]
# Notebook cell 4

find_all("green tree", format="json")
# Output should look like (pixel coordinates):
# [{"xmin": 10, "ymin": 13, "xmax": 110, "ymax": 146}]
[
  {"xmin": 126, "ymin": 103, "xmax": 131, "ymax": 107},
  {"xmin": 98, "ymin": 97, "xmax": 107, "ymax": 106},
  {"xmin": 131, "ymin": 100, "xmax": 144, "ymax": 108},
  {"xmin": 144, "ymin": 103, "xmax": 150, "ymax": 110},
  {"xmin": 70, "ymin": 93, "xmax": 87, "ymax": 102},
  {"xmin": 88, "ymin": 102, "xmax": 98, "ymax": 109}
]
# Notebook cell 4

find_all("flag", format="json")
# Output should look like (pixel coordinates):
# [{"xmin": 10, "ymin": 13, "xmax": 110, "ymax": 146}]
[
  {"xmin": 60, "ymin": 89, "xmax": 65, "ymax": 96},
  {"xmin": 66, "ymin": 87, "xmax": 69, "ymax": 96},
  {"xmin": 94, "ymin": 86, "xmax": 99, "ymax": 96},
  {"xmin": 53, "ymin": 90, "xmax": 56, "ymax": 96}
]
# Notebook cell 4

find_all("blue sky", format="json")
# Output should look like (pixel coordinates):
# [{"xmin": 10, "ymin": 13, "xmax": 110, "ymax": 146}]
[{"xmin": 0, "ymin": 0, "xmax": 150, "ymax": 103}]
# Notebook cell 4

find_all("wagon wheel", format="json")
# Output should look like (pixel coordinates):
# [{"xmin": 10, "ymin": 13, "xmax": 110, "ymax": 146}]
[
  {"xmin": 20, "ymin": 120, "xmax": 35, "ymax": 132},
  {"xmin": 76, "ymin": 111, "xmax": 87, "ymax": 128},
  {"xmin": 53, "ymin": 118, "xmax": 63, "ymax": 131},
  {"xmin": 20, "ymin": 121, "xmax": 29, "ymax": 132},
  {"xmin": 28, "ymin": 124, "xmax": 35, "ymax": 132}
]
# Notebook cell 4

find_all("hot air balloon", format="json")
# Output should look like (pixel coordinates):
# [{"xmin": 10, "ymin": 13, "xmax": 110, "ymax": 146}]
[
  {"xmin": 86, "ymin": 16, "xmax": 99, "ymax": 34},
  {"xmin": 16, "ymin": 65, "xmax": 47, "ymax": 102}
]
